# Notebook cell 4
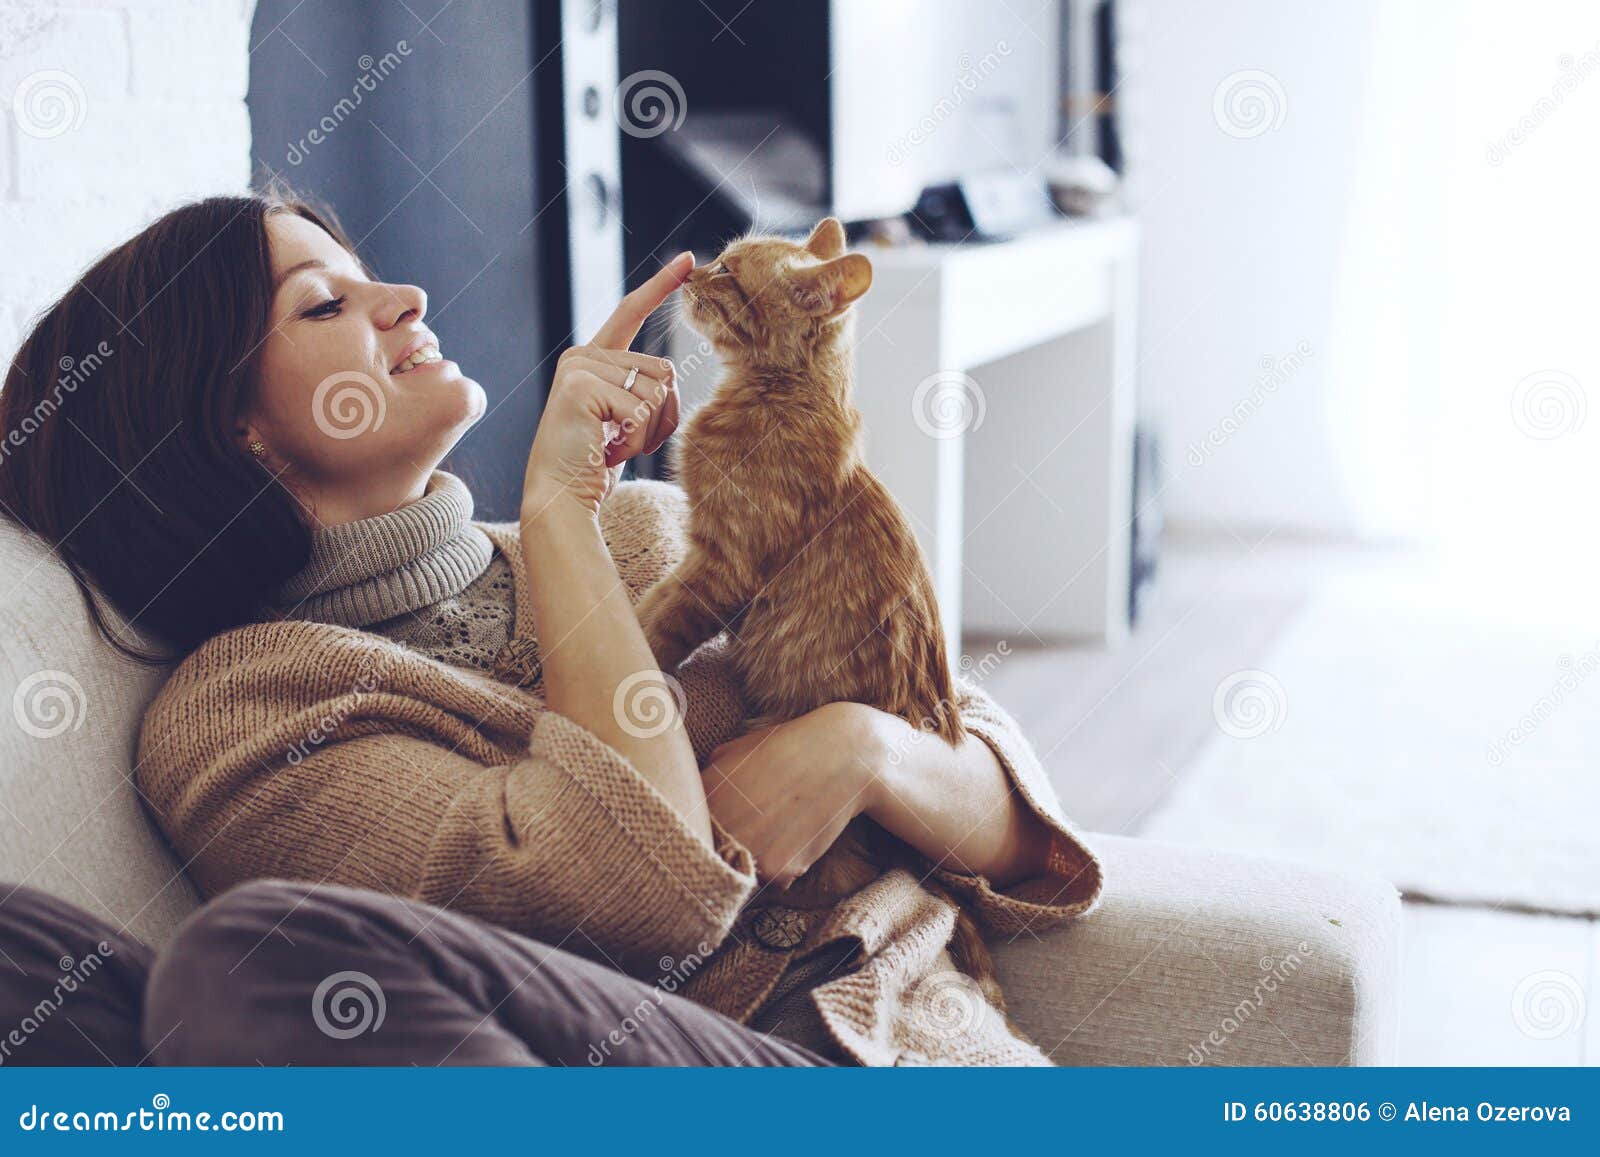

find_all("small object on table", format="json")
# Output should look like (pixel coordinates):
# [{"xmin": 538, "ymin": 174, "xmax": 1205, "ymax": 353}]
[
  {"xmin": 1043, "ymin": 152, "xmax": 1122, "ymax": 218},
  {"xmin": 909, "ymin": 172, "xmax": 1059, "ymax": 242}
]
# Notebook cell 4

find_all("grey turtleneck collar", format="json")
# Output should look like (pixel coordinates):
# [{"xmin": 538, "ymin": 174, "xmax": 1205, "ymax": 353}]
[{"xmin": 270, "ymin": 470, "xmax": 495, "ymax": 628}]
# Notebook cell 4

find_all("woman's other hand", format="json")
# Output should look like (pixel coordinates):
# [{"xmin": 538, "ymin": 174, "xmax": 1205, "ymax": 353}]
[
  {"xmin": 521, "ymin": 253, "xmax": 692, "ymax": 522},
  {"xmin": 708, "ymin": 699, "xmax": 1057, "ymax": 890},
  {"xmin": 702, "ymin": 703, "xmax": 890, "ymax": 889}
]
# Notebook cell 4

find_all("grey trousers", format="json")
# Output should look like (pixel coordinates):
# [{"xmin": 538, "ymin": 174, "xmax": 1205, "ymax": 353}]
[{"xmin": 0, "ymin": 880, "xmax": 833, "ymax": 1067}]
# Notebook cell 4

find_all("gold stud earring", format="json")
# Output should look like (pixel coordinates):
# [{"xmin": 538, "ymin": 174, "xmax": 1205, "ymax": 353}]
[{"xmin": 248, "ymin": 440, "xmax": 267, "ymax": 457}]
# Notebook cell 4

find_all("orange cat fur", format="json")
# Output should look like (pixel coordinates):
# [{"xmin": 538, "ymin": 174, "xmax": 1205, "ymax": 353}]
[{"xmin": 636, "ymin": 217, "xmax": 1006, "ymax": 1009}]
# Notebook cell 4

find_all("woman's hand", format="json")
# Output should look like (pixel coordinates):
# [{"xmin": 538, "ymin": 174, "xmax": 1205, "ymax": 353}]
[
  {"xmin": 521, "ymin": 252, "xmax": 693, "ymax": 522},
  {"xmin": 707, "ymin": 700, "xmax": 1057, "ymax": 890},
  {"xmin": 517, "ymin": 251, "xmax": 713, "ymax": 848},
  {"xmin": 702, "ymin": 703, "xmax": 888, "ymax": 888}
]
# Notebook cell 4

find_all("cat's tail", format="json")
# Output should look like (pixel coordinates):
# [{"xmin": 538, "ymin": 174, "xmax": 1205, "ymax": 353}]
[{"xmin": 945, "ymin": 904, "xmax": 1007, "ymax": 1013}]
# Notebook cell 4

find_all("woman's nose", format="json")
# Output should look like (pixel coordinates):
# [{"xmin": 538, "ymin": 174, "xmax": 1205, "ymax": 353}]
[{"xmin": 379, "ymin": 283, "xmax": 427, "ymax": 329}]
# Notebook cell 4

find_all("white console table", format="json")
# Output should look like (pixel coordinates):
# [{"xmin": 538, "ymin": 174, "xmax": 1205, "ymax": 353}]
[{"xmin": 667, "ymin": 217, "xmax": 1139, "ymax": 664}]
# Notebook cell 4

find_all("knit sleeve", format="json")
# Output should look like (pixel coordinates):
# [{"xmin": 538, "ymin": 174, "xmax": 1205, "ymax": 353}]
[
  {"xmin": 135, "ymin": 632, "xmax": 757, "ymax": 977},
  {"xmin": 927, "ymin": 677, "xmax": 1105, "ymax": 936},
  {"xmin": 416, "ymin": 710, "xmax": 758, "ymax": 969}
]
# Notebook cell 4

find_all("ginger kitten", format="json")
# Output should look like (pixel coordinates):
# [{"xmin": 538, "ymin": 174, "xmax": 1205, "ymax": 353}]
[{"xmin": 636, "ymin": 217, "xmax": 1006, "ymax": 1011}]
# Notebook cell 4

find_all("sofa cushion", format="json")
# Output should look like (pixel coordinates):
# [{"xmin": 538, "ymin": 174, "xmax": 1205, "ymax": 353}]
[
  {"xmin": 992, "ymin": 834, "xmax": 1401, "ymax": 1065},
  {"xmin": 0, "ymin": 519, "xmax": 198, "ymax": 947}
]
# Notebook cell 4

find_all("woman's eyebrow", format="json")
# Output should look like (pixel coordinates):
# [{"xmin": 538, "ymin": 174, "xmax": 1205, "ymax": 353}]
[{"xmin": 274, "ymin": 258, "xmax": 326, "ymax": 293}]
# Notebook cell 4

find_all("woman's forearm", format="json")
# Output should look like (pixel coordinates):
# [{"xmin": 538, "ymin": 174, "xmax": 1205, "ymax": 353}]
[
  {"xmin": 520, "ymin": 501, "xmax": 712, "ymax": 847},
  {"xmin": 866, "ymin": 716, "xmax": 1054, "ymax": 887}
]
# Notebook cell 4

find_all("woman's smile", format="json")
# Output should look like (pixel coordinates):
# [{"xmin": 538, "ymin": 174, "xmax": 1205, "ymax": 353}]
[{"xmin": 390, "ymin": 331, "xmax": 445, "ymax": 374}]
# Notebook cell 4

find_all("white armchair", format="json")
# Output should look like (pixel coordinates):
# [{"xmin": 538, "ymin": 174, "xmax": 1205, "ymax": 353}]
[
  {"xmin": 994, "ymin": 834, "xmax": 1400, "ymax": 1065},
  {"xmin": 0, "ymin": 519, "xmax": 1400, "ymax": 1064}
]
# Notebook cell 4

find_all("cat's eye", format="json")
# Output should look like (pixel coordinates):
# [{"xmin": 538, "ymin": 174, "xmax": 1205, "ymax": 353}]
[{"xmin": 712, "ymin": 262, "xmax": 731, "ymax": 276}]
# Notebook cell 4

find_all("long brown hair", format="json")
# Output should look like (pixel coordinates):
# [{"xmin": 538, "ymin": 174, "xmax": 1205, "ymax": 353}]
[{"xmin": 0, "ymin": 192, "xmax": 352, "ymax": 662}]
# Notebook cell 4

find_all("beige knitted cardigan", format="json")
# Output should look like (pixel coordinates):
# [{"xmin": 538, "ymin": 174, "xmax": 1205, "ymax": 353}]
[{"xmin": 136, "ymin": 480, "xmax": 1104, "ymax": 1066}]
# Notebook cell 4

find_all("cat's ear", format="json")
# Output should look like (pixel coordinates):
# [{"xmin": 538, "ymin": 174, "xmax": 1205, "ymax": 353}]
[
  {"xmin": 789, "ymin": 253, "xmax": 872, "ymax": 316},
  {"xmin": 804, "ymin": 217, "xmax": 847, "ymax": 259}
]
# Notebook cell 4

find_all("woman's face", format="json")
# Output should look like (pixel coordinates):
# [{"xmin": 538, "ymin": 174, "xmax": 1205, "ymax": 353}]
[{"xmin": 248, "ymin": 212, "xmax": 486, "ymax": 523}]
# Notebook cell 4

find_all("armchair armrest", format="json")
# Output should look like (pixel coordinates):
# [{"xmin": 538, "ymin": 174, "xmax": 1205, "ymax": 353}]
[{"xmin": 990, "ymin": 834, "xmax": 1401, "ymax": 1066}]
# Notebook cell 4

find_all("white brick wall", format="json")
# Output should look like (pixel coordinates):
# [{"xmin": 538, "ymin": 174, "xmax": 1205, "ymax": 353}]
[{"xmin": 0, "ymin": 0, "xmax": 257, "ymax": 365}]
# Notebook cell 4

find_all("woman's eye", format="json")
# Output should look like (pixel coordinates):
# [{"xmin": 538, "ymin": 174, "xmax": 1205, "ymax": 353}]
[{"xmin": 303, "ymin": 295, "xmax": 346, "ymax": 319}]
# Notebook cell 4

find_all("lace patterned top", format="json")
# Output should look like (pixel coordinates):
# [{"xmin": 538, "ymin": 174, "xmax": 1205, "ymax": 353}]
[{"xmin": 266, "ymin": 470, "xmax": 516, "ymax": 673}]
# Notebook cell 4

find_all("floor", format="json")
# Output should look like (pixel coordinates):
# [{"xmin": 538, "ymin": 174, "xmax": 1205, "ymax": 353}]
[{"xmin": 972, "ymin": 530, "xmax": 1598, "ymax": 1066}]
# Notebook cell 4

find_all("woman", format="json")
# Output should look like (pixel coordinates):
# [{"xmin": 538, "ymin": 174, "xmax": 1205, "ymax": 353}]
[{"xmin": 0, "ymin": 192, "xmax": 1102, "ymax": 1066}]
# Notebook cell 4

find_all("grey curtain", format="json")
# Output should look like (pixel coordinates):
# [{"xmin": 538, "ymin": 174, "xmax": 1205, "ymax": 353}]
[{"xmin": 248, "ymin": 0, "xmax": 554, "ymax": 520}]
